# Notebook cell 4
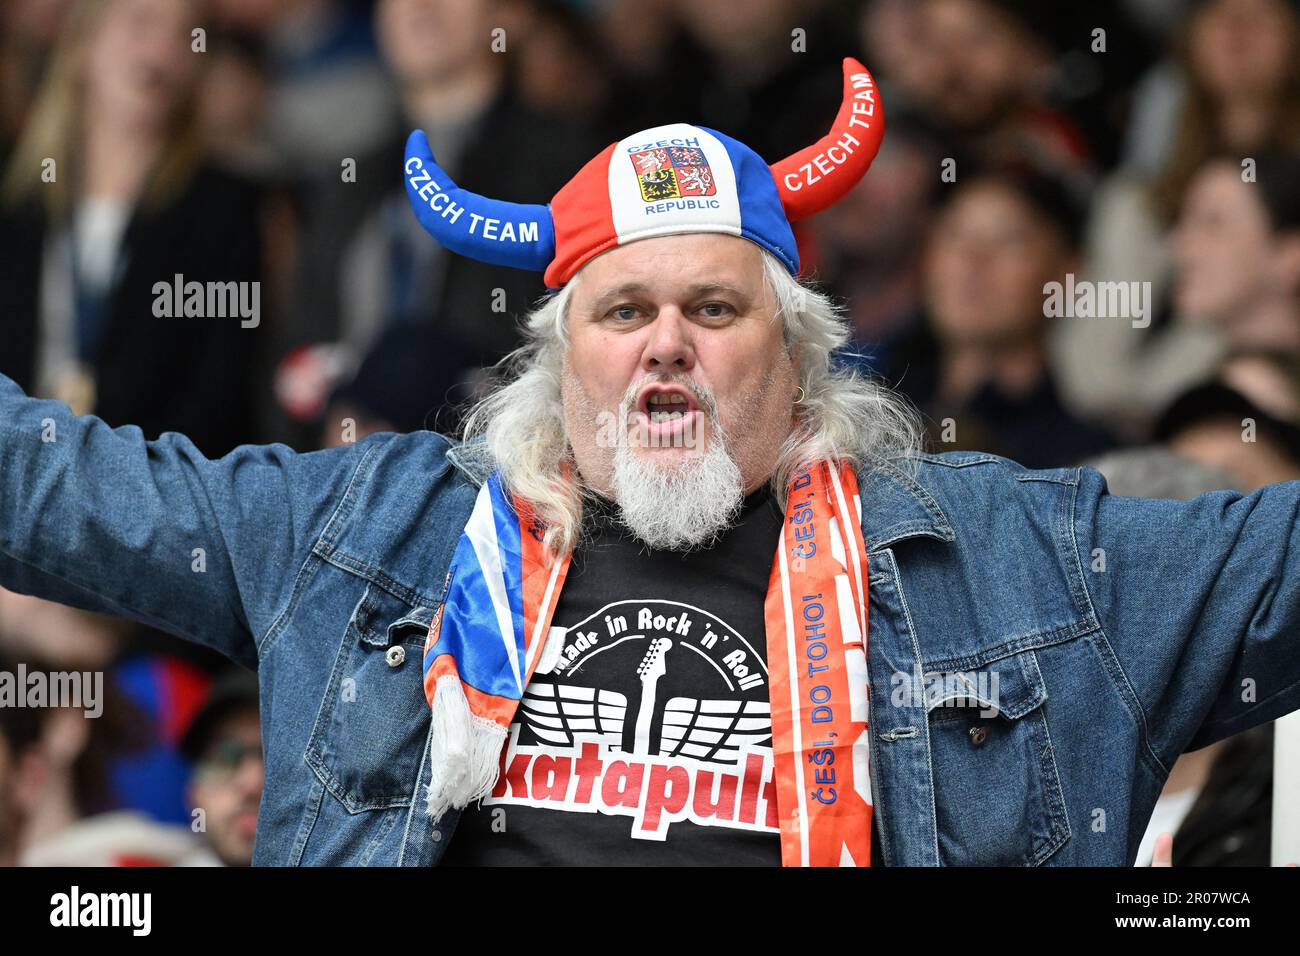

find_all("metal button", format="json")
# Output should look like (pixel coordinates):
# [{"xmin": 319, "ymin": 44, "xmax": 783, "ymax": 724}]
[
  {"xmin": 431, "ymin": 829, "xmax": 442, "ymax": 843},
  {"xmin": 385, "ymin": 645, "xmax": 406, "ymax": 668},
  {"xmin": 969, "ymin": 725, "xmax": 988, "ymax": 746}
]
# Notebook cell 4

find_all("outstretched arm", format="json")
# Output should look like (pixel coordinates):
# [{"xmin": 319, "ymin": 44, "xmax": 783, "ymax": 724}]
[
  {"xmin": 0, "ymin": 373, "xmax": 373, "ymax": 669},
  {"xmin": 1076, "ymin": 466, "xmax": 1300, "ymax": 772}
]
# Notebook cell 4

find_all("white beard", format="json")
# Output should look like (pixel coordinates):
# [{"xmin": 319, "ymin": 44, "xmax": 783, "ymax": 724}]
[{"xmin": 610, "ymin": 424, "xmax": 745, "ymax": 552}]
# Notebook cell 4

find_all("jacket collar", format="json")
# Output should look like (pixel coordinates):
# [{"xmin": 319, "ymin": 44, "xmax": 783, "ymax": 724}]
[
  {"xmin": 445, "ymin": 438, "xmax": 493, "ymax": 489},
  {"xmin": 445, "ymin": 439, "xmax": 954, "ymax": 553},
  {"xmin": 855, "ymin": 454, "xmax": 955, "ymax": 552}
]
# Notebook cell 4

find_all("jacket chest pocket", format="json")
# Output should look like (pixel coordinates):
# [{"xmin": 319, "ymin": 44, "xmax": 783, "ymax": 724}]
[
  {"xmin": 925, "ymin": 648, "xmax": 1070, "ymax": 865},
  {"xmin": 305, "ymin": 580, "xmax": 438, "ymax": 812}
]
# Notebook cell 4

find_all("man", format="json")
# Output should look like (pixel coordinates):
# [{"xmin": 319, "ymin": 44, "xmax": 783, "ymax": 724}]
[
  {"xmin": 2, "ymin": 58, "xmax": 1300, "ymax": 866},
  {"xmin": 179, "ymin": 670, "xmax": 263, "ymax": 867},
  {"xmin": 886, "ymin": 159, "xmax": 1114, "ymax": 468}
]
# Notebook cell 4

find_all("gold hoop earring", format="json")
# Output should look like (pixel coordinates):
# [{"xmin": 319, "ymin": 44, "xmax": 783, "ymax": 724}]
[{"xmin": 793, "ymin": 385, "xmax": 806, "ymax": 405}]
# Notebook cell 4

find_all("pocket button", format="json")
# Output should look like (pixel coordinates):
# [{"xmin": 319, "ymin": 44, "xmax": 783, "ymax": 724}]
[
  {"xmin": 385, "ymin": 645, "xmax": 407, "ymax": 668},
  {"xmin": 969, "ymin": 725, "xmax": 988, "ymax": 746}
]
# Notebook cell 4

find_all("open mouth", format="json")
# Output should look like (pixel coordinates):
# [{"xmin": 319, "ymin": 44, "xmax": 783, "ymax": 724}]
[
  {"xmin": 636, "ymin": 384, "xmax": 699, "ymax": 424},
  {"xmin": 629, "ymin": 383, "xmax": 705, "ymax": 449}
]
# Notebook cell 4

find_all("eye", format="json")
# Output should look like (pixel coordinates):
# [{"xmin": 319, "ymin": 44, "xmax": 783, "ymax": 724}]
[
  {"xmin": 605, "ymin": 304, "xmax": 642, "ymax": 322},
  {"xmin": 697, "ymin": 301, "xmax": 734, "ymax": 319}
]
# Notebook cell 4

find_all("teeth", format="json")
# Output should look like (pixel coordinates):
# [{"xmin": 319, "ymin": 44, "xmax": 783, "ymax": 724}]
[
  {"xmin": 649, "ymin": 410, "xmax": 685, "ymax": 423},
  {"xmin": 647, "ymin": 393, "xmax": 688, "ymax": 407}
]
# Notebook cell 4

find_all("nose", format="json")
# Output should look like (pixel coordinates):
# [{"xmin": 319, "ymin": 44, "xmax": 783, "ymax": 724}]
[{"xmin": 640, "ymin": 307, "xmax": 696, "ymax": 373}]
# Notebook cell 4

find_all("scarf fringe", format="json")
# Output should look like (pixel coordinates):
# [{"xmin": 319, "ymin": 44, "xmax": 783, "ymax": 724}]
[{"xmin": 424, "ymin": 674, "xmax": 507, "ymax": 823}]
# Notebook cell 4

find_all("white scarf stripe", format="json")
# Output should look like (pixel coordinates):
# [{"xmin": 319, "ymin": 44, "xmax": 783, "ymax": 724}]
[
  {"xmin": 524, "ymin": 557, "xmax": 565, "ymax": 676},
  {"xmin": 465, "ymin": 486, "xmax": 524, "ymax": 693},
  {"xmin": 828, "ymin": 466, "xmax": 867, "ymax": 644},
  {"xmin": 776, "ymin": 528, "xmax": 811, "ymax": 866}
]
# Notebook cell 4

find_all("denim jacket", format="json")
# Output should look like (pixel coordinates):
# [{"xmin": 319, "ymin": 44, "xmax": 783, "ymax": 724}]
[{"xmin": 3, "ymin": 372, "xmax": 1299, "ymax": 866}]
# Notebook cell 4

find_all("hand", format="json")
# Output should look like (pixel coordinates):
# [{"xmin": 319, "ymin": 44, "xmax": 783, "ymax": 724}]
[{"xmin": 1151, "ymin": 832, "xmax": 1173, "ymax": 867}]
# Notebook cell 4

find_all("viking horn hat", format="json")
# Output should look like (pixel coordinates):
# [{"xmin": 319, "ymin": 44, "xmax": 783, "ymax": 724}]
[{"xmin": 404, "ymin": 57, "xmax": 884, "ymax": 290}]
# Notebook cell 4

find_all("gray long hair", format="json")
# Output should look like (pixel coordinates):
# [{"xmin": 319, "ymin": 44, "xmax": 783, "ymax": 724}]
[{"xmin": 458, "ymin": 249, "xmax": 925, "ymax": 558}]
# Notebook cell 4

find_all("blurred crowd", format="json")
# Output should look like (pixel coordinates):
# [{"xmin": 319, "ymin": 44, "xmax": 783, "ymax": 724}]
[{"xmin": 1, "ymin": 0, "xmax": 1298, "ymax": 866}]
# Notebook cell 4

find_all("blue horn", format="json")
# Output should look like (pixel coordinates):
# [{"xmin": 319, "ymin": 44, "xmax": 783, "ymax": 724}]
[{"xmin": 403, "ymin": 129, "xmax": 555, "ymax": 272}]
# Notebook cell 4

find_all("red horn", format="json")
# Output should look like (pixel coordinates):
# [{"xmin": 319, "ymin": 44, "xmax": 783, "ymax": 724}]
[{"xmin": 769, "ymin": 57, "xmax": 885, "ymax": 222}]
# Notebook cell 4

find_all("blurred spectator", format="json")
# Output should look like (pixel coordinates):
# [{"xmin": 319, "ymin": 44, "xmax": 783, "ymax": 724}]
[
  {"xmin": 1076, "ymin": 0, "xmax": 1300, "ymax": 417},
  {"xmin": 0, "ymin": 0, "xmax": 76, "ymax": 161},
  {"xmin": 197, "ymin": 29, "xmax": 277, "ymax": 181},
  {"xmin": 278, "ymin": 0, "xmax": 602, "ymax": 445},
  {"xmin": 1155, "ymin": 723, "xmax": 1273, "ymax": 865},
  {"xmin": 320, "ymin": 321, "xmax": 477, "ymax": 447},
  {"xmin": 179, "ymin": 669, "xmax": 262, "ymax": 867},
  {"xmin": 1149, "ymin": 0, "xmax": 1300, "ymax": 220},
  {"xmin": 1059, "ymin": 150, "xmax": 1300, "ymax": 430},
  {"xmin": 886, "ymin": 161, "xmax": 1115, "ymax": 467},
  {"xmin": 0, "ymin": 654, "xmax": 46, "ymax": 867},
  {"xmin": 209, "ymin": 0, "xmax": 400, "ymax": 185},
  {"xmin": 0, "ymin": 0, "xmax": 265, "ymax": 457},
  {"xmin": 1220, "ymin": 353, "xmax": 1300, "ymax": 423},
  {"xmin": 0, "ymin": 648, "xmax": 207, "ymax": 866},
  {"xmin": 109, "ymin": 653, "xmax": 215, "ymax": 826},
  {"xmin": 857, "ymin": 0, "xmax": 941, "ymax": 115},
  {"xmin": 499, "ymin": 0, "xmax": 617, "ymax": 133},
  {"xmin": 1174, "ymin": 151, "xmax": 1300, "ymax": 368},
  {"xmin": 816, "ymin": 114, "xmax": 943, "ymax": 374},
  {"xmin": 882, "ymin": 0, "xmax": 1099, "ymax": 176},
  {"xmin": 590, "ymin": 0, "xmax": 682, "ymax": 107},
  {"xmin": 1154, "ymin": 381, "xmax": 1300, "ymax": 489},
  {"xmin": 1088, "ymin": 444, "xmax": 1237, "ymax": 497},
  {"xmin": 193, "ymin": 25, "xmax": 306, "ymax": 444},
  {"xmin": 0, "ymin": 589, "xmax": 215, "ymax": 829}
]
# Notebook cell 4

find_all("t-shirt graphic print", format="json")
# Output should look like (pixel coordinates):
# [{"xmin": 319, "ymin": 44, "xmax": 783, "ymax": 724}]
[{"xmin": 441, "ymin": 487, "xmax": 785, "ymax": 866}]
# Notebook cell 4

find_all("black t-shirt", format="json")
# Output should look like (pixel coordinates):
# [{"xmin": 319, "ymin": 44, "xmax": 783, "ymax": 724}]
[{"xmin": 441, "ymin": 486, "xmax": 787, "ymax": 865}]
